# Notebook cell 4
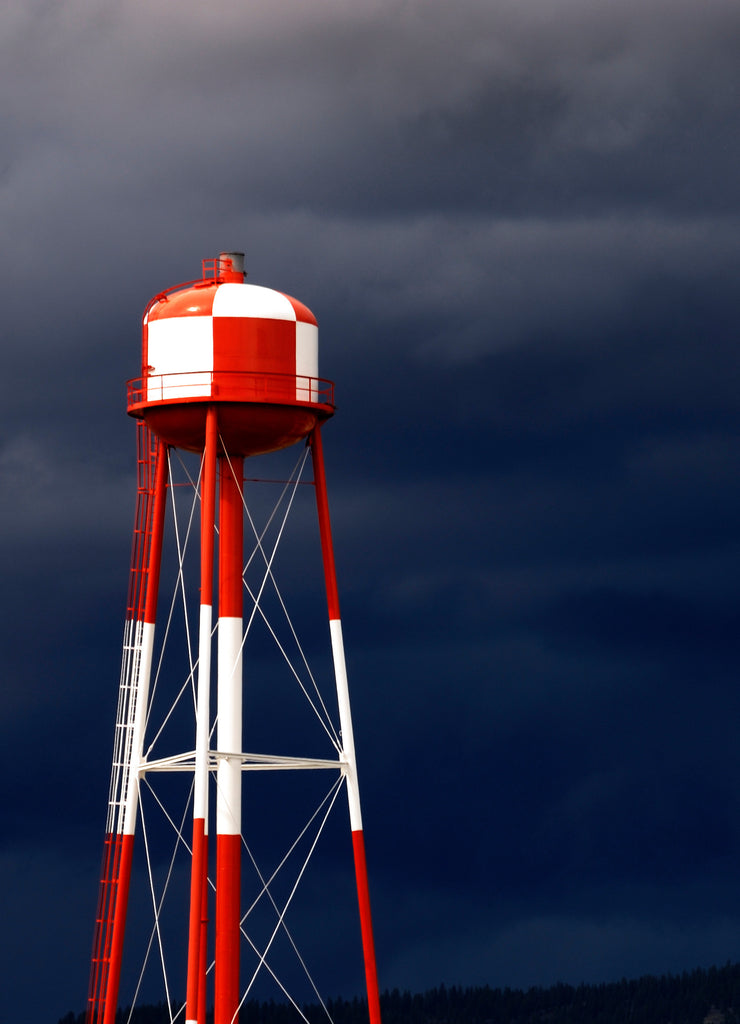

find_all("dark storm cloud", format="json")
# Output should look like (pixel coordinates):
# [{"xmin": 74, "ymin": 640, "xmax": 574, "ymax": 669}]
[
  {"xmin": 3, "ymin": 0, "xmax": 740, "ymax": 238},
  {"xmin": 0, "ymin": 435, "xmax": 132, "ymax": 544},
  {"xmin": 1, "ymin": 0, "xmax": 739, "ymax": 1020}
]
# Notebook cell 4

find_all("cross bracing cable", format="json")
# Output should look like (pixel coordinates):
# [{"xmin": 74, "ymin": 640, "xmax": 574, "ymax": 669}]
[
  {"xmin": 222, "ymin": 444, "xmax": 341, "ymax": 749},
  {"xmin": 233, "ymin": 776, "xmax": 345, "ymax": 1024},
  {"xmin": 238, "ymin": 775, "xmax": 345, "ymax": 1024},
  {"xmin": 128, "ymin": 772, "xmax": 196, "ymax": 1024},
  {"xmin": 144, "ymin": 451, "xmax": 200, "ymax": 756}
]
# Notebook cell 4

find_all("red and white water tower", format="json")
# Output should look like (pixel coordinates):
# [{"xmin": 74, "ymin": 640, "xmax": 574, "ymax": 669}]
[{"xmin": 86, "ymin": 253, "xmax": 382, "ymax": 1024}]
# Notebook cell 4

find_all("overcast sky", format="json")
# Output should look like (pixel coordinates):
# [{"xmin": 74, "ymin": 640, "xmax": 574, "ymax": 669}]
[{"xmin": 2, "ymin": 1, "xmax": 740, "ymax": 1021}]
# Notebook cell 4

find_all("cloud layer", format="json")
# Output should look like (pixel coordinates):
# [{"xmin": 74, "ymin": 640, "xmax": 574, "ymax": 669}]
[{"xmin": 1, "ymin": 1, "xmax": 739, "ymax": 1021}]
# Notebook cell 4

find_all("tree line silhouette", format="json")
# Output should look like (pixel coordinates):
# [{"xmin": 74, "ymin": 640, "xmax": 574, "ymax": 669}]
[{"xmin": 58, "ymin": 961, "xmax": 740, "ymax": 1024}]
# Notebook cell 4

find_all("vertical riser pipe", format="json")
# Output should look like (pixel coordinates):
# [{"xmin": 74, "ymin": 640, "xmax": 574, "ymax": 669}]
[
  {"xmin": 186, "ymin": 407, "xmax": 218, "ymax": 1024},
  {"xmin": 215, "ymin": 456, "xmax": 244, "ymax": 1024}
]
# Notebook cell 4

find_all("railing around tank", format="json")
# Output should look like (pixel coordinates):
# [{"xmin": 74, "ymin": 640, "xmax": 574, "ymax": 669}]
[{"xmin": 127, "ymin": 371, "xmax": 335, "ymax": 411}]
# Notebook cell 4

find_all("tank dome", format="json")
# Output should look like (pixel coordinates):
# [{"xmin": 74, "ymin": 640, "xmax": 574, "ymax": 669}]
[{"xmin": 127, "ymin": 254, "xmax": 334, "ymax": 455}]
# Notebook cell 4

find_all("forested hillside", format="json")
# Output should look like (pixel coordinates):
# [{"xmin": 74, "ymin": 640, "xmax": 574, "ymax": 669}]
[{"xmin": 58, "ymin": 961, "xmax": 740, "ymax": 1024}]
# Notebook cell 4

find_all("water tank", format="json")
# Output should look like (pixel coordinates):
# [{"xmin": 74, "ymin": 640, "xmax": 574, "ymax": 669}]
[{"xmin": 127, "ymin": 253, "xmax": 335, "ymax": 455}]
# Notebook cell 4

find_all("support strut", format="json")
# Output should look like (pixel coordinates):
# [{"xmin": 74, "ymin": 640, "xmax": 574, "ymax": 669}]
[{"xmin": 311, "ymin": 425, "xmax": 382, "ymax": 1024}]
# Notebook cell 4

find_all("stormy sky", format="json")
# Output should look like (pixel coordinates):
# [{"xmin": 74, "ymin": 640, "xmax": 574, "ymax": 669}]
[{"xmin": 2, "ymin": 0, "xmax": 740, "ymax": 1020}]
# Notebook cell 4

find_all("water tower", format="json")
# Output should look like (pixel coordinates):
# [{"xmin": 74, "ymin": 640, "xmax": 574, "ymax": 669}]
[{"xmin": 86, "ymin": 253, "xmax": 382, "ymax": 1024}]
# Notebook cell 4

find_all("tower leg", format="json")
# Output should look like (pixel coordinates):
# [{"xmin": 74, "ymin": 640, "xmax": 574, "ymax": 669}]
[
  {"xmin": 215, "ymin": 453, "xmax": 244, "ymax": 1024},
  {"xmin": 186, "ymin": 407, "xmax": 218, "ymax": 1024},
  {"xmin": 310, "ymin": 426, "xmax": 382, "ymax": 1024},
  {"xmin": 87, "ymin": 429, "xmax": 169, "ymax": 1024}
]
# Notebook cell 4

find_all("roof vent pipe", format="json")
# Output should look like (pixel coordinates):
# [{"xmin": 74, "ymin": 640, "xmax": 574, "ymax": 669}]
[{"xmin": 218, "ymin": 251, "xmax": 246, "ymax": 281}]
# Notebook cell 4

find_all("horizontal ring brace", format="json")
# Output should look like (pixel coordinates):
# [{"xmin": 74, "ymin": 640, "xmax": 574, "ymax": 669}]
[{"xmin": 141, "ymin": 751, "xmax": 348, "ymax": 773}]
